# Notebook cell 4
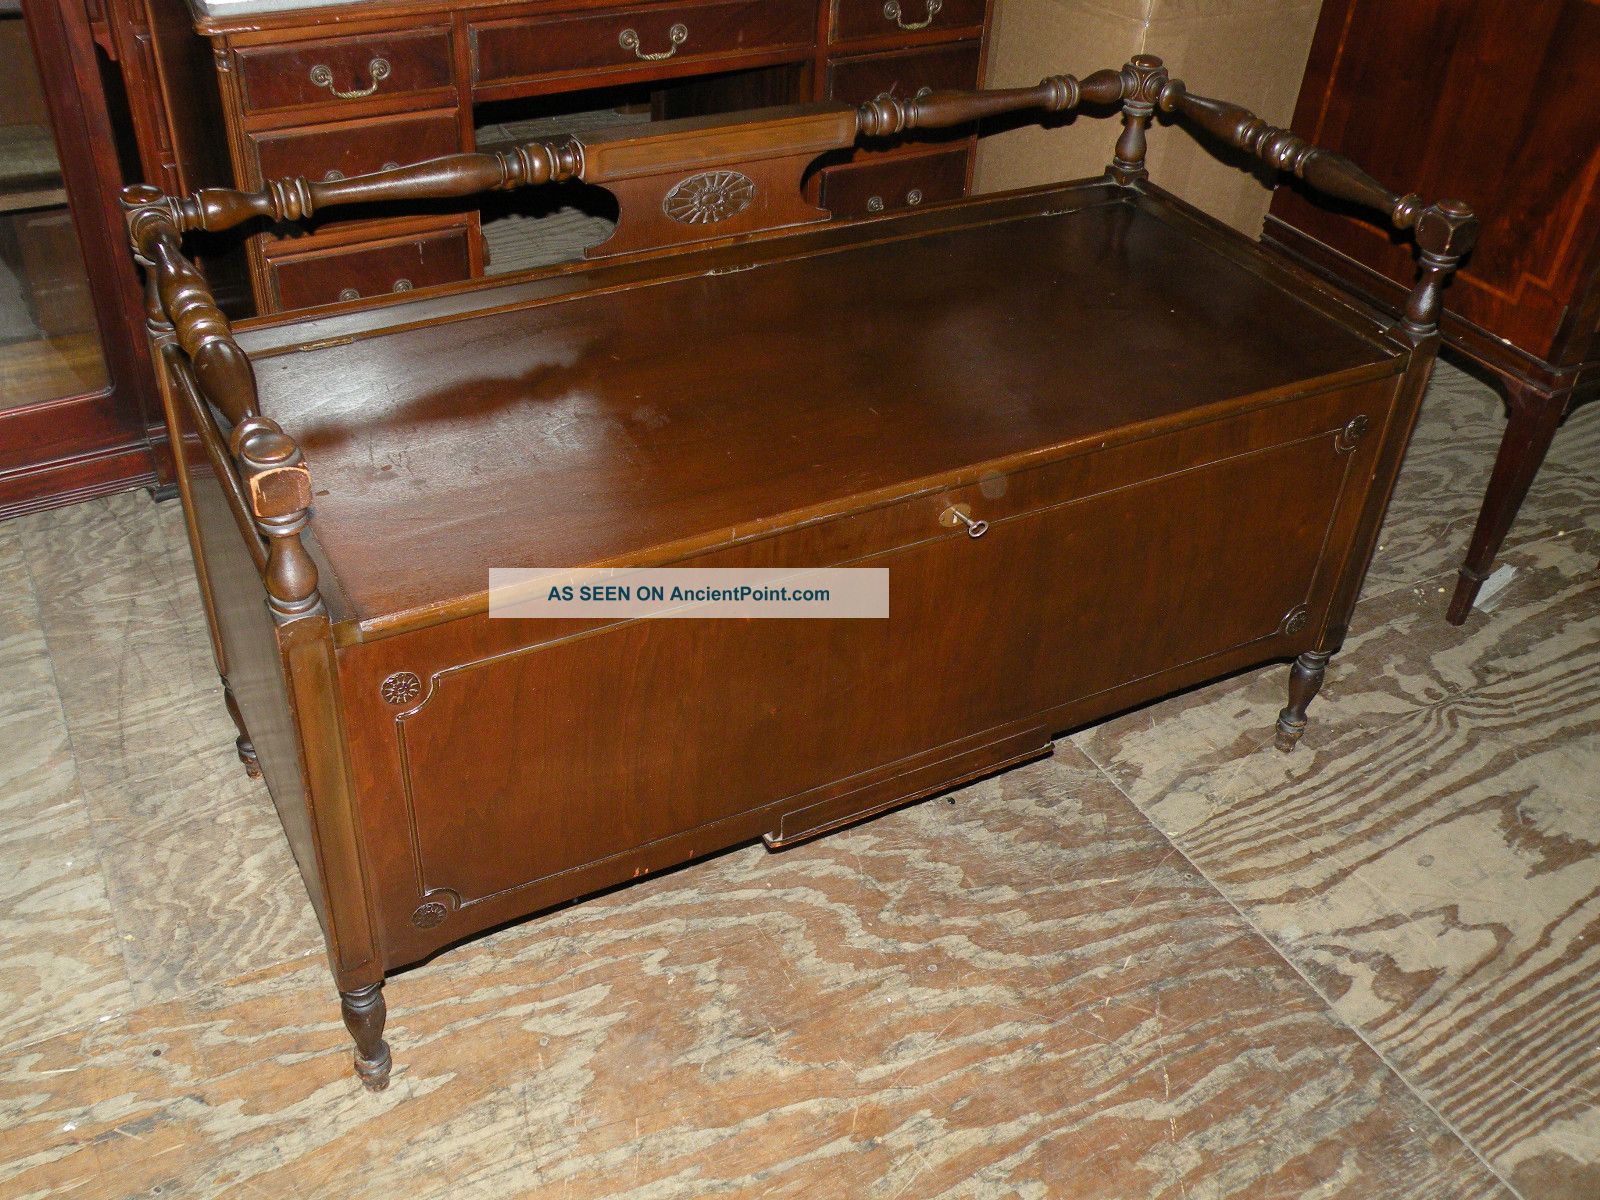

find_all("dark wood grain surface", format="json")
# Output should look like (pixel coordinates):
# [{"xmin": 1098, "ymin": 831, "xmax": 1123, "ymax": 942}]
[
  {"xmin": 251, "ymin": 187, "xmax": 1396, "ymax": 626},
  {"xmin": 1268, "ymin": 0, "xmax": 1600, "ymax": 367}
]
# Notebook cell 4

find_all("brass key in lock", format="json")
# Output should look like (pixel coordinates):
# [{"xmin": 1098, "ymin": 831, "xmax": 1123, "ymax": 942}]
[{"xmin": 939, "ymin": 503, "xmax": 989, "ymax": 538}]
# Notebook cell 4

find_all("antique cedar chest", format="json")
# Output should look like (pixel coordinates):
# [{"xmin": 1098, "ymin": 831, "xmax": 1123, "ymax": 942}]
[{"xmin": 123, "ymin": 57, "xmax": 1475, "ymax": 1088}]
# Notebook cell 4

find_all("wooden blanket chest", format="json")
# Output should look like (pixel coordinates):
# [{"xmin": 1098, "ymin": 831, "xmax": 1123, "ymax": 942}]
[{"xmin": 123, "ymin": 57, "xmax": 1475, "ymax": 1088}]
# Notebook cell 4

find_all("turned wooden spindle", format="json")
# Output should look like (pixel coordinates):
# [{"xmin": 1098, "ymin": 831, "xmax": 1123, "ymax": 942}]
[
  {"xmin": 1110, "ymin": 55, "xmax": 1169, "ymax": 184},
  {"xmin": 854, "ymin": 70, "xmax": 1126, "ymax": 139},
  {"xmin": 123, "ymin": 186, "xmax": 260, "ymax": 428},
  {"xmin": 134, "ymin": 140, "xmax": 585, "ymax": 238},
  {"xmin": 1402, "ymin": 199, "xmax": 1479, "ymax": 337},
  {"xmin": 1157, "ymin": 81, "xmax": 1426, "ymax": 224},
  {"xmin": 231, "ymin": 416, "xmax": 322, "ymax": 621},
  {"xmin": 1155, "ymin": 78, "xmax": 1477, "ymax": 339}
]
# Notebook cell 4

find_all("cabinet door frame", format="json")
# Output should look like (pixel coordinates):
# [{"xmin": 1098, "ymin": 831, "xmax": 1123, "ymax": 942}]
[{"xmin": 1, "ymin": 0, "xmax": 164, "ymax": 518}]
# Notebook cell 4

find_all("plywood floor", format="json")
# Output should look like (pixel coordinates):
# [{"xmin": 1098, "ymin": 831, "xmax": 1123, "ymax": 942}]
[{"xmin": 0, "ymin": 363, "xmax": 1594, "ymax": 1198}]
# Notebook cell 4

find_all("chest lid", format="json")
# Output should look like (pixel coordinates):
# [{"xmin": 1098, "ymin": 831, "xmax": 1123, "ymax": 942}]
[{"xmin": 245, "ymin": 185, "xmax": 1403, "ymax": 636}]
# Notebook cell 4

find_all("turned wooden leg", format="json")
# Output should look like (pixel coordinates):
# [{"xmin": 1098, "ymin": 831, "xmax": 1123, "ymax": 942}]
[
  {"xmin": 1446, "ymin": 380, "xmax": 1567, "ymax": 625},
  {"xmin": 1275, "ymin": 651, "xmax": 1332, "ymax": 753},
  {"xmin": 340, "ymin": 983, "xmax": 392, "ymax": 1091},
  {"xmin": 221, "ymin": 681, "xmax": 260, "ymax": 779}
]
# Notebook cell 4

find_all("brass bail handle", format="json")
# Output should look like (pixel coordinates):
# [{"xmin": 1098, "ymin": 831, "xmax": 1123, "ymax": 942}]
[
  {"xmin": 883, "ymin": 0, "xmax": 942, "ymax": 30},
  {"xmin": 619, "ymin": 23, "xmax": 689, "ymax": 61},
  {"xmin": 309, "ymin": 58, "xmax": 391, "ymax": 100}
]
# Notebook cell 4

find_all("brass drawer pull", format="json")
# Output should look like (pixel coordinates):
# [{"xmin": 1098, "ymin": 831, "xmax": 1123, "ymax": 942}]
[
  {"xmin": 883, "ymin": 0, "xmax": 942, "ymax": 30},
  {"xmin": 336, "ymin": 279, "xmax": 412, "ymax": 304},
  {"xmin": 309, "ymin": 57, "xmax": 391, "ymax": 100},
  {"xmin": 618, "ymin": 23, "xmax": 688, "ymax": 61},
  {"xmin": 940, "ymin": 503, "xmax": 988, "ymax": 538},
  {"xmin": 867, "ymin": 195, "xmax": 885, "ymax": 213},
  {"xmin": 906, "ymin": 188, "xmax": 923, "ymax": 206}
]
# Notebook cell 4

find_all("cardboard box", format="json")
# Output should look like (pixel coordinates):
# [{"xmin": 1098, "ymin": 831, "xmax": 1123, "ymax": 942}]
[{"xmin": 975, "ymin": 0, "xmax": 1323, "ymax": 237}]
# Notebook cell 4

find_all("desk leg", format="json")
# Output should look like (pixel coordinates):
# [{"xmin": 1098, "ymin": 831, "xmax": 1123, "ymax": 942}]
[
  {"xmin": 340, "ymin": 982, "xmax": 392, "ymax": 1091},
  {"xmin": 221, "ymin": 680, "xmax": 260, "ymax": 779},
  {"xmin": 1446, "ymin": 379, "xmax": 1567, "ymax": 625},
  {"xmin": 1275, "ymin": 650, "xmax": 1332, "ymax": 753}
]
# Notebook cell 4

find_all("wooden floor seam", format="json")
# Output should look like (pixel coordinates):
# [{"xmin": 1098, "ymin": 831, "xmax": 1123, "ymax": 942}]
[{"xmin": 1072, "ymin": 731, "xmax": 1528, "ymax": 1199}]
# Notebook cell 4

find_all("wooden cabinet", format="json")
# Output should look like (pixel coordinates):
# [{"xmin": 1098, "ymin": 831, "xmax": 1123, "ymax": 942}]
[
  {"xmin": 130, "ymin": 0, "xmax": 993, "ymax": 316},
  {"xmin": 0, "ymin": 0, "xmax": 167, "ymax": 519},
  {"xmin": 1264, "ymin": 0, "xmax": 1600, "ymax": 623}
]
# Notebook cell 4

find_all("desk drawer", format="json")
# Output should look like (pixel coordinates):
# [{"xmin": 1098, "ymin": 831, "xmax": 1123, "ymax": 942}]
[
  {"xmin": 826, "ymin": 40, "xmax": 982, "ymax": 106},
  {"xmin": 251, "ymin": 112, "xmax": 462, "ymax": 184},
  {"xmin": 822, "ymin": 146, "xmax": 969, "ymax": 216},
  {"xmin": 831, "ymin": 0, "xmax": 987, "ymax": 44},
  {"xmin": 471, "ymin": 0, "xmax": 815, "ymax": 93},
  {"xmin": 266, "ymin": 222, "xmax": 471, "ymax": 310},
  {"xmin": 236, "ymin": 28, "xmax": 455, "ymax": 119}
]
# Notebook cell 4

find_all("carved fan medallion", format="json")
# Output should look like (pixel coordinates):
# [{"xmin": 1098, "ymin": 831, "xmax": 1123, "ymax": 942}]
[{"xmin": 662, "ymin": 170, "xmax": 757, "ymax": 225}]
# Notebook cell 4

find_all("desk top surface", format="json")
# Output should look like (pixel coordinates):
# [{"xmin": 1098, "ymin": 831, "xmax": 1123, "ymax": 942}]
[{"xmin": 243, "ymin": 183, "xmax": 1403, "ymax": 635}]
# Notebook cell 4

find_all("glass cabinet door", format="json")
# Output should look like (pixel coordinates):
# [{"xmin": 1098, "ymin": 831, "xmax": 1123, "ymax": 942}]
[{"xmin": 1, "ymin": 5, "xmax": 108, "ymax": 413}]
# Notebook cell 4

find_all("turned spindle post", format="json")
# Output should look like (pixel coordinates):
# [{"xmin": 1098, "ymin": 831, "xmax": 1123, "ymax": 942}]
[
  {"xmin": 1274, "ymin": 651, "xmax": 1332, "ymax": 753},
  {"xmin": 340, "ymin": 983, "xmax": 392, "ymax": 1091},
  {"xmin": 1401, "ymin": 199, "xmax": 1479, "ymax": 340},
  {"xmin": 1109, "ymin": 55, "xmax": 1168, "ymax": 184}
]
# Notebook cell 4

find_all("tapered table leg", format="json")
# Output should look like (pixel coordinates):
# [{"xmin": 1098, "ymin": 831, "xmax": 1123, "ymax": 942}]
[
  {"xmin": 340, "ymin": 982, "xmax": 392, "ymax": 1091},
  {"xmin": 1447, "ymin": 380, "xmax": 1567, "ymax": 625}
]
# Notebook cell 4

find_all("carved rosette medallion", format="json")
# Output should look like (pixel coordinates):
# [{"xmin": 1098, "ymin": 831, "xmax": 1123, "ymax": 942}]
[
  {"xmin": 1281, "ymin": 605, "xmax": 1310, "ymax": 635},
  {"xmin": 411, "ymin": 900, "xmax": 449, "ymax": 929},
  {"xmin": 662, "ymin": 171, "xmax": 757, "ymax": 225},
  {"xmin": 381, "ymin": 671, "xmax": 422, "ymax": 706}
]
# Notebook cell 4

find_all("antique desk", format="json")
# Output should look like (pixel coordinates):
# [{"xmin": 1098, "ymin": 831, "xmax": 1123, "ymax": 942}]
[
  {"xmin": 1265, "ymin": 0, "xmax": 1600, "ymax": 623},
  {"xmin": 113, "ymin": 0, "xmax": 993, "ymax": 315},
  {"xmin": 124, "ymin": 57, "xmax": 1474, "ymax": 1089}
]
